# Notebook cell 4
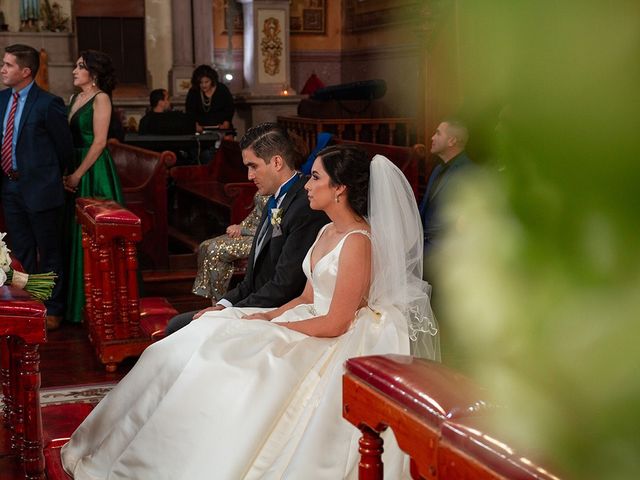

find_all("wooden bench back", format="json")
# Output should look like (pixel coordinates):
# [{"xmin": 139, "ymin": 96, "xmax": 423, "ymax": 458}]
[
  {"xmin": 208, "ymin": 140, "xmax": 248, "ymax": 183},
  {"xmin": 108, "ymin": 139, "xmax": 176, "ymax": 269},
  {"xmin": 343, "ymin": 355, "xmax": 560, "ymax": 480}
]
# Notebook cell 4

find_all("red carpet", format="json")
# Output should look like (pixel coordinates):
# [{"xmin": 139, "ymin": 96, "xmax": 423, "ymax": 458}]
[{"xmin": 40, "ymin": 382, "xmax": 115, "ymax": 480}]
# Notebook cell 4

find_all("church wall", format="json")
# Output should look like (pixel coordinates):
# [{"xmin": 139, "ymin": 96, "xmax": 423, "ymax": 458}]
[
  {"xmin": 341, "ymin": 16, "xmax": 426, "ymax": 120},
  {"xmin": 288, "ymin": 1, "xmax": 342, "ymax": 95},
  {"xmin": 212, "ymin": 0, "xmax": 343, "ymax": 95},
  {"xmin": 340, "ymin": 43, "xmax": 424, "ymax": 118}
]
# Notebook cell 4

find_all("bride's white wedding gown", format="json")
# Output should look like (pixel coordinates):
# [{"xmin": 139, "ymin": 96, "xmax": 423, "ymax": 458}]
[{"xmin": 61, "ymin": 228, "xmax": 411, "ymax": 479}]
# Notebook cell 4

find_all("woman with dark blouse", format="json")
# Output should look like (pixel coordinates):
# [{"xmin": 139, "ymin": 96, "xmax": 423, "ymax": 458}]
[{"xmin": 185, "ymin": 65, "xmax": 234, "ymax": 133}]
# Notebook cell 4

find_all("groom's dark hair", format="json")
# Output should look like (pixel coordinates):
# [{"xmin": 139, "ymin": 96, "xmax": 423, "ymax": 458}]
[{"xmin": 240, "ymin": 122, "xmax": 302, "ymax": 169}]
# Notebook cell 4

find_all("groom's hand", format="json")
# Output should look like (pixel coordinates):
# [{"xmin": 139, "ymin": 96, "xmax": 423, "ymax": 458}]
[{"xmin": 193, "ymin": 305, "xmax": 225, "ymax": 319}]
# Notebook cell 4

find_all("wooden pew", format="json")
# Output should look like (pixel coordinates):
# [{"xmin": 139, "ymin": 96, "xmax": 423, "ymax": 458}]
[
  {"xmin": 343, "ymin": 355, "xmax": 560, "ymax": 480},
  {"xmin": 108, "ymin": 139, "xmax": 176, "ymax": 269},
  {"xmin": 169, "ymin": 140, "xmax": 256, "ymax": 252},
  {"xmin": 0, "ymin": 286, "xmax": 47, "ymax": 479},
  {"xmin": 76, "ymin": 198, "xmax": 177, "ymax": 372}
]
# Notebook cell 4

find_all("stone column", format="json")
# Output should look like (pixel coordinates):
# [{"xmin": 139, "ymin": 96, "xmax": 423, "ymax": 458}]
[
  {"xmin": 237, "ymin": 0, "xmax": 292, "ymax": 96},
  {"xmin": 169, "ymin": 0, "xmax": 195, "ymax": 97},
  {"xmin": 192, "ymin": 0, "xmax": 214, "ymax": 66}
]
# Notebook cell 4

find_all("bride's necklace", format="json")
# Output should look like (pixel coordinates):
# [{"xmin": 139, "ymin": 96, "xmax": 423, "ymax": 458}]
[{"xmin": 200, "ymin": 87, "xmax": 215, "ymax": 113}]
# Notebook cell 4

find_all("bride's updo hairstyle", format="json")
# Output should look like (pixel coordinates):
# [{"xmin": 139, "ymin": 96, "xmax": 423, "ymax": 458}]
[
  {"xmin": 79, "ymin": 50, "xmax": 117, "ymax": 96},
  {"xmin": 316, "ymin": 145, "xmax": 371, "ymax": 217}
]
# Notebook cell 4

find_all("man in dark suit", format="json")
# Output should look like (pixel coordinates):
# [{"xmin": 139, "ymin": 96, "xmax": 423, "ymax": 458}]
[
  {"xmin": 138, "ymin": 88, "xmax": 196, "ymax": 135},
  {"xmin": 419, "ymin": 119, "xmax": 474, "ymax": 280},
  {"xmin": 166, "ymin": 123, "xmax": 328, "ymax": 334},
  {"xmin": 0, "ymin": 44, "xmax": 73, "ymax": 329}
]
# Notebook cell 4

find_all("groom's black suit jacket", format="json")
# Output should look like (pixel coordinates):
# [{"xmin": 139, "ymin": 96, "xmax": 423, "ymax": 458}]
[{"xmin": 225, "ymin": 175, "xmax": 329, "ymax": 308}]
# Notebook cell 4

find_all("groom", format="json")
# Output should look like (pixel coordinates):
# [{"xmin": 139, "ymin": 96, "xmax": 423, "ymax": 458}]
[{"xmin": 166, "ymin": 123, "xmax": 329, "ymax": 334}]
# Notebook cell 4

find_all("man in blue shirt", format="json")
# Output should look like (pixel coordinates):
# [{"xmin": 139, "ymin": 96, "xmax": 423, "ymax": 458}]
[{"xmin": 0, "ymin": 44, "xmax": 73, "ymax": 329}]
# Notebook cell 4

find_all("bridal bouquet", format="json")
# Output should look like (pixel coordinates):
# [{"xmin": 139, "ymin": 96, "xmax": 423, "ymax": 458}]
[{"xmin": 0, "ymin": 233, "xmax": 56, "ymax": 301}]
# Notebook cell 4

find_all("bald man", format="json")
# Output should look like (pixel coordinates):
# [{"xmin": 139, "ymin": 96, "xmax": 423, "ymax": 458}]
[{"xmin": 419, "ymin": 119, "xmax": 474, "ymax": 272}]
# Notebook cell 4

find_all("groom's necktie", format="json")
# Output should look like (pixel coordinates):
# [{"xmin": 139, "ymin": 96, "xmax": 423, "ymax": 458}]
[
  {"xmin": 1, "ymin": 92, "xmax": 20, "ymax": 176},
  {"xmin": 254, "ymin": 174, "xmax": 299, "ymax": 261}
]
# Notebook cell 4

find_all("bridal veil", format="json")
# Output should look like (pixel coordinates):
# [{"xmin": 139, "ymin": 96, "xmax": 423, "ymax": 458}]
[{"xmin": 368, "ymin": 154, "xmax": 440, "ymax": 360}]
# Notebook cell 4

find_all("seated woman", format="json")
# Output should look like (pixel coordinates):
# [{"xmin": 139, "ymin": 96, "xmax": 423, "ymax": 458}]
[
  {"xmin": 192, "ymin": 193, "xmax": 269, "ymax": 302},
  {"xmin": 61, "ymin": 146, "xmax": 439, "ymax": 479}
]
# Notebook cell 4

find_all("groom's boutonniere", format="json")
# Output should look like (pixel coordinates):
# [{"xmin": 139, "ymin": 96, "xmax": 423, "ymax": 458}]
[{"xmin": 271, "ymin": 208, "xmax": 283, "ymax": 237}]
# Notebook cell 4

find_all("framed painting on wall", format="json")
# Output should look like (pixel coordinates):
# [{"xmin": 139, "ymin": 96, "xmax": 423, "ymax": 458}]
[
  {"xmin": 220, "ymin": 0, "xmax": 326, "ymax": 35},
  {"xmin": 222, "ymin": 0, "xmax": 243, "ymax": 34},
  {"xmin": 290, "ymin": 0, "xmax": 326, "ymax": 35}
]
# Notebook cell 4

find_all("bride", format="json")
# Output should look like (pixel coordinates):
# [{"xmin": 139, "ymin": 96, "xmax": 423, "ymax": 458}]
[{"xmin": 61, "ymin": 146, "xmax": 439, "ymax": 479}]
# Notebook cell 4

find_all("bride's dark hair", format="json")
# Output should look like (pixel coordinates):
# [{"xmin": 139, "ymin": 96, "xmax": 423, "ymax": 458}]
[{"xmin": 317, "ymin": 145, "xmax": 371, "ymax": 217}]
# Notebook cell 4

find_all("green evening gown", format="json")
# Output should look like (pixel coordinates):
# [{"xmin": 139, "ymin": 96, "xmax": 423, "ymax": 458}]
[{"xmin": 65, "ymin": 94, "xmax": 123, "ymax": 323}]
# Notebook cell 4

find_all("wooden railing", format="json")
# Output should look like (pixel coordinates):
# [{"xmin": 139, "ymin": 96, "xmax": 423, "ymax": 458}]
[
  {"xmin": 76, "ymin": 198, "xmax": 177, "ymax": 372},
  {"xmin": 343, "ymin": 355, "xmax": 560, "ymax": 480},
  {"xmin": 277, "ymin": 115, "xmax": 417, "ymax": 151},
  {"xmin": 0, "ymin": 286, "xmax": 47, "ymax": 479},
  {"xmin": 109, "ymin": 139, "xmax": 176, "ymax": 270}
]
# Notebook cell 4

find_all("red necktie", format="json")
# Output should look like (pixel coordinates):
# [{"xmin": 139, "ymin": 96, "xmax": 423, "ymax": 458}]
[{"xmin": 1, "ymin": 92, "xmax": 20, "ymax": 175}]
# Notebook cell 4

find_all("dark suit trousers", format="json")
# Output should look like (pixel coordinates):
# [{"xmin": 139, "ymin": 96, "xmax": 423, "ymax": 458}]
[
  {"xmin": 1, "ymin": 177, "xmax": 65, "ymax": 316},
  {"xmin": 165, "ymin": 310, "xmax": 198, "ymax": 336}
]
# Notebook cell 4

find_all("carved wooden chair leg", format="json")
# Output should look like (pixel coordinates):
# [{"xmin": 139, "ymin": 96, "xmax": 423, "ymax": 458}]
[
  {"xmin": 10, "ymin": 337, "xmax": 24, "ymax": 453},
  {"xmin": 19, "ymin": 342, "xmax": 45, "ymax": 479},
  {"xmin": 1, "ymin": 336, "xmax": 12, "ymax": 426},
  {"xmin": 358, "ymin": 424, "xmax": 384, "ymax": 480}
]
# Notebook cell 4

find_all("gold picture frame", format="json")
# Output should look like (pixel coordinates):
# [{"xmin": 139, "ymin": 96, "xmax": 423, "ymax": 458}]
[
  {"xmin": 290, "ymin": 0, "xmax": 326, "ymax": 35},
  {"xmin": 223, "ymin": 0, "xmax": 326, "ymax": 35}
]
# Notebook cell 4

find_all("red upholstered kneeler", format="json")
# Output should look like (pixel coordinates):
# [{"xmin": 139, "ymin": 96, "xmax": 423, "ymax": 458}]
[
  {"xmin": 343, "ymin": 355, "xmax": 491, "ymax": 479},
  {"xmin": 343, "ymin": 355, "xmax": 559, "ymax": 480},
  {"xmin": 0, "ymin": 286, "xmax": 47, "ymax": 479},
  {"xmin": 76, "ymin": 198, "xmax": 177, "ymax": 371}
]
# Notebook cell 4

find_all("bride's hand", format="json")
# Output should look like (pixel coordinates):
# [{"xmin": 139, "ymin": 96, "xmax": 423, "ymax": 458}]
[
  {"xmin": 242, "ymin": 312, "xmax": 272, "ymax": 321},
  {"xmin": 193, "ymin": 305, "xmax": 225, "ymax": 320}
]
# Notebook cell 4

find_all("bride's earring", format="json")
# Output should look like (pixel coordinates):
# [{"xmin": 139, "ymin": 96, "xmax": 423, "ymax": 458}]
[{"xmin": 335, "ymin": 194, "xmax": 340, "ymax": 203}]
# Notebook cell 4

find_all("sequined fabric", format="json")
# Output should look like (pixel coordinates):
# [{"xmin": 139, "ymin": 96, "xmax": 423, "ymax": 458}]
[{"xmin": 192, "ymin": 194, "xmax": 268, "ymax": 301}]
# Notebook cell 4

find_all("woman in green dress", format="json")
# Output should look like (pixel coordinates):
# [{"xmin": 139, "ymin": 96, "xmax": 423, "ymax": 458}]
[{"xmin": 63, "ymin": 50, "xmax": 123, "ymax": 324}]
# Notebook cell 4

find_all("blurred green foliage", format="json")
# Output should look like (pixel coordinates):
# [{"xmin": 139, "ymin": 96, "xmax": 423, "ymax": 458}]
[{"xmin": 436, "ymin": 1, "xmax": 640, "ymax": 478}]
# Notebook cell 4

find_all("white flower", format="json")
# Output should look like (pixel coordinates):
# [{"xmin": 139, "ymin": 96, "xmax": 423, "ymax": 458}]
[
  {"xmin": 270, "ymin": 208, "xmax": 283, "ymax": 226},
  {"xmin": 0, "ymin": 232, "xmax": 12, "ymax": 273}
]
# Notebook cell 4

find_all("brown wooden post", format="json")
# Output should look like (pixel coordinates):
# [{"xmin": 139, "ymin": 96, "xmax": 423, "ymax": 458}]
[
  {"xmin": 358, "ymin": 425, "xmax": 384, "ymax": 480},
  {"xmin": 19, "ymin": 343, "xmax": 44, "ymax": 479}
]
